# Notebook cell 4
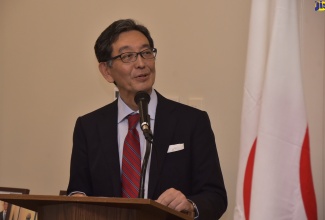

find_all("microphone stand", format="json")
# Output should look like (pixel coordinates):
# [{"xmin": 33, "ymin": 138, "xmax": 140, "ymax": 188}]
[{"xmin": 138, "ymin": 115, "xmax": 153, "ymax": 199}]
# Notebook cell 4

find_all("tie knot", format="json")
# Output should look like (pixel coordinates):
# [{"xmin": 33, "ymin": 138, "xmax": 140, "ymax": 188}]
[{"xmin": 128, "ymin": 114, "xmax": 140, "ymax": 129}]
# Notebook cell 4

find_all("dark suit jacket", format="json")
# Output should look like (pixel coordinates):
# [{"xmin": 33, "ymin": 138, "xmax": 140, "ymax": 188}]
[
  {"xmin": 67, "ymin": 91, "xmax": 227, "ymax": 219},
  {"xmin": 0, "ymin": 211, "xmax": 5, "ymax": 220}
]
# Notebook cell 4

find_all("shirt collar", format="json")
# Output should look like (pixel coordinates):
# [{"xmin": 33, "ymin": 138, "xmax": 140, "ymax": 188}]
[{"xmin": 117, "ymin": 89, "xmax": 158, "ymax": 123}]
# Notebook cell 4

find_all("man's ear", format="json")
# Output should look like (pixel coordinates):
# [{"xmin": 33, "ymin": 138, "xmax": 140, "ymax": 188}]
[{"xmin": 99, "ymin": 62, "xmax": 114, "ymax": 83}]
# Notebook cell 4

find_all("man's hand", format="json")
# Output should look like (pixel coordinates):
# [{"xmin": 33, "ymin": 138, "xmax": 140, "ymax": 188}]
[
  {"xmin": 156, "ymin": 188, "xmax": 194, "ymax": 213},
  {"xmin": 70, "ymin": 193, "xmax": 86, "ymax": 197}
]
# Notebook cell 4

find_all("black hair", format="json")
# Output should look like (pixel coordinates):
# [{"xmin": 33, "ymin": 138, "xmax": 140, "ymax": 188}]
[{"xmin": 94, "ymin": 19, "xmax": 154, "ymax": 63}]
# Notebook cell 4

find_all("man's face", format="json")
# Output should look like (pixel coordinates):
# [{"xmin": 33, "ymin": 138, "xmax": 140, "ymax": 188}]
[{"xmin": 101, "ymin": 30, "xmax": 156, "ymax": 99}]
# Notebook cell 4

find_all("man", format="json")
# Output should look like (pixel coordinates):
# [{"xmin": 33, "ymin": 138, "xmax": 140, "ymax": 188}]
[{"xmin": 67, "ymin": 19, "xmax": 227, "ymax": 219}]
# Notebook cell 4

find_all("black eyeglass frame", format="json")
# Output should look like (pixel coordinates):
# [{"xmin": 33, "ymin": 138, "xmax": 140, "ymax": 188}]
[{"xmin": 107, "ymin": 48, "xmax": 157, "ymax": 64}]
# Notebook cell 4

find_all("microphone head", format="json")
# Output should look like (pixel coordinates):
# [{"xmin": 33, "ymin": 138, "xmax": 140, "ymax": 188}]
[{"xmin": 134, "ymin": 91, "xmax": 150, "ymax": 104}]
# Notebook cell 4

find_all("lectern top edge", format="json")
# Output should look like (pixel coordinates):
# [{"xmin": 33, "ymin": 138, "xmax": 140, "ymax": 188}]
[{"xmin": 0, "ymin": 194, "xmax": 193, "ymax": 220}]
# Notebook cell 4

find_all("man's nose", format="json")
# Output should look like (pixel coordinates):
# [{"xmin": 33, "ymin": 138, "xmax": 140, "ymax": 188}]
[{"xmin": 134, "ymin": 54, "xmax": 145, "ymax": 68}]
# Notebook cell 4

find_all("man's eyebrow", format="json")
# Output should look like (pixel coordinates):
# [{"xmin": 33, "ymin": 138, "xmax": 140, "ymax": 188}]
[
  {"xmin": 118, "ymin": 44, "xmax": 151, "ymax": 53},
  {"xmin": 118, "ymin": 46, "xmax": 131, "ymax": 53}
]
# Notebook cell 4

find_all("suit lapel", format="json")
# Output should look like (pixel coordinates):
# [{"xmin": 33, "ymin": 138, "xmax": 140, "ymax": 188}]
[
  {"xmin": 148, "ymin": 92, "xmax": 178, "ymax": 198},
  {"xmin": 98, "ymin": 100, "xmax": 122, "ymax": 197}
]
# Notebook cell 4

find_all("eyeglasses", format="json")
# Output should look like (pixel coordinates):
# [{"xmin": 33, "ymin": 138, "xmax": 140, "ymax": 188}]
[{"xmin": 108, "ymin": 48, "xmax": 157, "ymax": 63}]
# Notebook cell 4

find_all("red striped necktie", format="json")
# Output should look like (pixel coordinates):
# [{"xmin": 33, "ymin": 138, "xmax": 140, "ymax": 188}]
[{"xmin": 121, "ymin": 113, "xmax": 141, "ymax": 198}]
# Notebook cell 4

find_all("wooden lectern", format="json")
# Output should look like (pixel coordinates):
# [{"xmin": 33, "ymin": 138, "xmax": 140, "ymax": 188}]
[{"xmin": 0, "ymin": 194, "xmax": 193, "ymax": 220}]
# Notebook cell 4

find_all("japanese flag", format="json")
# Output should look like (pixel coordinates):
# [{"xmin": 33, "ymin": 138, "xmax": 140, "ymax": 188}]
[{"xmin": 234, "ymin": 0, "xmax": 317, "ymax": 219}]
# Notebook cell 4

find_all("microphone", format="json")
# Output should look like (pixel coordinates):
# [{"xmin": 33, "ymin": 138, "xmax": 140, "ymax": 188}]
[
  {"xmin": 134, "ymin": 91, "xmax": 153, "ymax": 198},
  {"xmin": 134, "ymin": 91, "xmax": 153, "ymax": 142}
]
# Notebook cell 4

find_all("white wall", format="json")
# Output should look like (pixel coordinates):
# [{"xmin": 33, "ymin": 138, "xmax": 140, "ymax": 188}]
[{"xmin": 0, "ymin": 0, "xmax": 323, "ymax": 219}]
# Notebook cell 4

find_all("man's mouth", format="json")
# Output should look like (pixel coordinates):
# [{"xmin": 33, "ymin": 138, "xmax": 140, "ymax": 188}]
[{"xmin": 136, "ymin": 73, "xmax": 149, "ymax": 78}]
